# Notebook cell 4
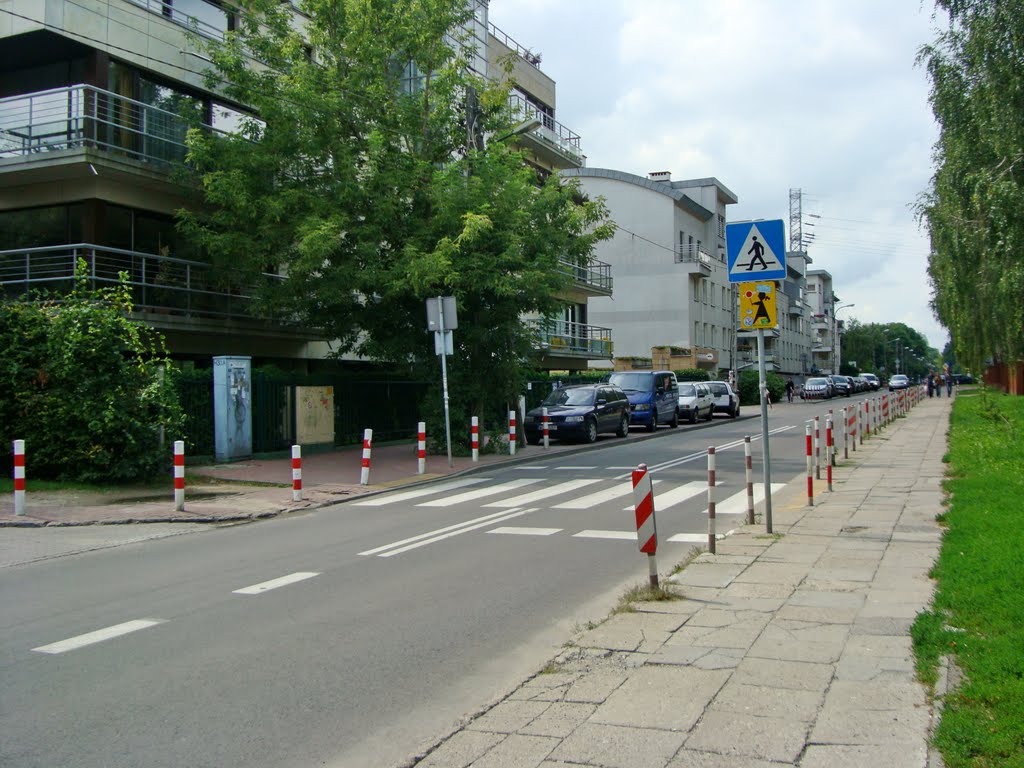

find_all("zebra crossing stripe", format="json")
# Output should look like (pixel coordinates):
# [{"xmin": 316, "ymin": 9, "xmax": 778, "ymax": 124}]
[
  {"xmin": 553, "ymin": 480, "xmax": 662, "ymax": 509},
  {"xmin": 622, "ymin": 481, "xmax": 705, "ymax": 512},
  {"xmin": 483, "ymin": 479, "xmax": 602, "ymax": 508},
  {"xmin": 573, "ymin": 530, "xmax": 636, "ymax": 540},
  {"xmin": 702, "ymin": 484, "xmax": 785, "ymax": 516},
  {"xmin": 352, "ymin": 477, "xmax": 488, "ymax": 506},
  {"xmin": 416, "ymin": 479, "xmax": 541, "ymax": 507}
]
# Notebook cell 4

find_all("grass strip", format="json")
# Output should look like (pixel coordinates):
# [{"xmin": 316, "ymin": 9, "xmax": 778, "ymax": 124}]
[{"xmin": 912, "ymin": 390, "xmax": 1024, "ymax": 768}]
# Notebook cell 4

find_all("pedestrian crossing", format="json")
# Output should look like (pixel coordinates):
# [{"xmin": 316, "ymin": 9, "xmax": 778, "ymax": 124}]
[{"xmin": 355, "ymin": 476, "xmax": 786, "ymax": 557}]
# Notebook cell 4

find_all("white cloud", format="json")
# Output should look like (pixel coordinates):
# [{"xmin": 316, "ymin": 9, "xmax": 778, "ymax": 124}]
[{"xmin": 492, "ymin": 0, "xmax": 948, "ymax": 350}]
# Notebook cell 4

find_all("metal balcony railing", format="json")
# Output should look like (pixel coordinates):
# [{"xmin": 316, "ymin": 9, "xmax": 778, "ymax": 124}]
[
  {"xmin": 488, "ymin": 22, "xmax": 542, "ymax": 66},
  {"xmin": 675, "ymin": 244, "xmax": 715, "ymax": 268},
  {"xmin": 125, "ymin": 0, "xmax": 229, "ymax": 41},
  {"xmin": 0, "ymin": 85, "xmax": 200, "ymax": 165},
  {"xmin": 529, "ymin": 318, "xmax": 613, "ymax": 358},
  {"xmin": 557, "ymin": 256, "xmax": 612, "ymax": 294},
  {"xmin": 508, "ymin": 93, "xmax": 584, "ymax": 164},
  {"xmin": 0, "ymin": 244, "xmax": 286, "ymax": 322}
]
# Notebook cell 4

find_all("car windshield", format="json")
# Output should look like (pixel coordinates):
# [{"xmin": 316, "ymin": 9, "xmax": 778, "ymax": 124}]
[
  {"xmin": 807, "ymin": 378, "xmax": 827, "ymax": 386},
  {"xmin": 830, "ymin": 376, "xmax": 845, "ymax": 383},
  {"xmin": 893, "ymin": 375, "xmax": 908, "ymax": 383},
  {"xmin": 542, "ymin": 388, "xmax": 595, "ymax": 407},
  {"xmin": 608, "ymin": 373, "xmax": 653, "ymax": 393},
  {"xmin": 708, "ymin": 383, "xmax": 727, "ymax": 394},
  {"xmin": 680, "ymin": 384, "xmax": 697, "ymax": 397}
]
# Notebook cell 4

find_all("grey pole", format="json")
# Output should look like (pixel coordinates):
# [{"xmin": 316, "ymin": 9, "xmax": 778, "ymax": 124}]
[
  {"xmin": 757, "ymin": 328, "xmax": 773, "ymax": 533},
  {"xmin": 438, "ymin": 300, "xmax": 454, "ymax": 469}
]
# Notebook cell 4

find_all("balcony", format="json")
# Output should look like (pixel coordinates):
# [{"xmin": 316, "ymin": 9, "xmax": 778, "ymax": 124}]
[
  {"xmin": 0, "ymin": 86, "xmax": 197, "ymax": 169},
  {"xmin": 508, "ymin": 94, "xmax": 585, "ymax": 168},
  {"xmin": 675, "ymin": 244, "xmax": 714, "ymax": 277},
  {"xmin": 0, "ymin": 244, "xmax": 296, "ymax": 330},
  {"xmin": 788, "ymin": 304, "xmax": 805, "ymax": 316},
  {"xmin": 488, "ymin": 22, "xmax": 542, "ymax": 67},
  {"xmin": 528, "ymin": 318, "xmax": 613, "ymax": 364},
  {"xmin": 736, "ymin": 352, "xmax": 778, "ymax": 371},
  {"xmin": 557, "ymin": 256, "xmax": 612, "ymax": 297}
]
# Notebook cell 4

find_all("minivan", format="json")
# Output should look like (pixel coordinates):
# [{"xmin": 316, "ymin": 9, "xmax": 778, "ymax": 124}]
[{"xmin": 607, "ymin": 370, "xmax": 679, "ymax": 431}]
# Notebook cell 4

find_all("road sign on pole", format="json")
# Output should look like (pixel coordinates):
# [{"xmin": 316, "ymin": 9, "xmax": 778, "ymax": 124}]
[
  {"xmin": 426, "ymin": 296, "xmax": 457, "ymax": 468},
  {"xmin": 738, "ymin": 281, "xmax": 777, "ymax": 330},
  {"xmin": 726, "ymin": 220, "xmax": 787, "ymax": 282}
]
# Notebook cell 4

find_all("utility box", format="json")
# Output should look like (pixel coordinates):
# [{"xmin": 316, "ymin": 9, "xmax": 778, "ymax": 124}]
[
  {"xmin": 296, "ymin": 386, "xmax": 335, "ymax": 447},
  {"xmin": 213, "ymin": 356, "xmax": 252, "ymax": 462}
]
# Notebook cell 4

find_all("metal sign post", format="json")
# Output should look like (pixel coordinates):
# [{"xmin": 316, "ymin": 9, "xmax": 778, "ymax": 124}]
[
  {"xmin": 427, "ymin": 297, "xmax": 458, "ymax": 468},
  {"xmin": 757, "ymin": 328, "xmax": 773, "ymax": 533}
]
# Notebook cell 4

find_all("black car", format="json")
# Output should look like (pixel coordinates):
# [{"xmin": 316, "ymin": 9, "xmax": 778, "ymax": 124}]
[
  {"xmin": 524, "ymin": 384, "xmax": 630, "ymax": 444},
  {"xmin": 829, "ymin": 375, "xmax": 852, "ymax": 397}
]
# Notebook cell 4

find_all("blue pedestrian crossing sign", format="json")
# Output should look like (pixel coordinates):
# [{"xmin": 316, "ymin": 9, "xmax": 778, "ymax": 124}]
[{"xmin": 726, "ymin": 219, "xmax": 787, "ymax": 283}]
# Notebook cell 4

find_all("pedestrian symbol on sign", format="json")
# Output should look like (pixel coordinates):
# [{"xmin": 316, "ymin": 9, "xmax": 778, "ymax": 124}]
[{"xmin": 745, "ymin": 236, "xmax": 768, "ymax": 271}]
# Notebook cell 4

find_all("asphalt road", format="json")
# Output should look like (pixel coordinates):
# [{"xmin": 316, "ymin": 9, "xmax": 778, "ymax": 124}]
[{"xmin": 0, "ymin": 394, "xmax": 868, "ymax": 768}]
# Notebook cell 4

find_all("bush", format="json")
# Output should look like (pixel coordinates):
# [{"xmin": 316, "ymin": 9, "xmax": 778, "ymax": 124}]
[
  {"xmin": 673, "ymin": 368, "xmax": 710, "ymax": 382},
  {"xmin": 0, "ymin": 262, "xmax": 183, "ymax": 482},
  {"xmin": 737, "ymin": 370, "xmax": 785, "ymax": 406}
]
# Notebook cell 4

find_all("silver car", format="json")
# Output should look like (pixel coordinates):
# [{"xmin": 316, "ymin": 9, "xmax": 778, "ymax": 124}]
[
  {"xmin": 801, "ymin": 377, "xmax": 832, "ymax": 400},
  {"xmin": 705, "ymin": 380, "xmax": 740, "ymax": 418},
  {"xmin": 677, "ymin": 382, "xmax": 714, "ymax": 423}
]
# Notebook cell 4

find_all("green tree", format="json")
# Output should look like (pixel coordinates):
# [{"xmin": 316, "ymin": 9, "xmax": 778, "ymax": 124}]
[
  {"xmin": 180, "ymin": 0, "xmax": 613, "ymax": 438},
  {"xmin": 0, "ymin": 263, "xmax": 183, "ymax": 482},
  {"xmin": 840, "ymin": 320, "xmax": 937, "ymax": 380},
  {"xmin": 918, "ymin": 0, "xmax": 1024, "ymax": 373}
]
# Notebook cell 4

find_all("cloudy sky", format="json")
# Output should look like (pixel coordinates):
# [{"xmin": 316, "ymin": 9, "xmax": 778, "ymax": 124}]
[{"xmin": 491, "ymin": 0, "xmax": 947, "ymax": 351}]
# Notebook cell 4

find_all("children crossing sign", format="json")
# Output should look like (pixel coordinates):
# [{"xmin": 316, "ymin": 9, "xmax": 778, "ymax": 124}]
[
  {"xmin": 739, "ymin": 282, "xmax": 777, "ymax": 329},
  {"xmin": 726, "ymin": 220, "xmax": 787, "ymax": 282}
]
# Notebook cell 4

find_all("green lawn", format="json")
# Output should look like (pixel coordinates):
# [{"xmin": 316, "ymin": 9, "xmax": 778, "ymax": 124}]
[{"xmin": 912, "ymin": 390, "xmax": 1024, "ymax": 768}]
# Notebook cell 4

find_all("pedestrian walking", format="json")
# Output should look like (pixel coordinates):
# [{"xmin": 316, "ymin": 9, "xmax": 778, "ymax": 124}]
[
  {"xmin": 927, "ymin": 375, "xmax": 934, "ymax": 398},
  {"xmin": 934, "ymin": 374, "xmax": 942, "ymax": 397},
  {"xmin": 786, "ymin": 378, "xmax": 795, "ymax": 403},
  {"xmin": 946, "ymin": 375, "xmax": 953, "ymax": 397}
]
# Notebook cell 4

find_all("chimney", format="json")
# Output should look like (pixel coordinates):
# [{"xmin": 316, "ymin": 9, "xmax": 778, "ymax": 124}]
[{"xmin": 648, "ymin": 171, "xmax": 671, "ymax": 183}]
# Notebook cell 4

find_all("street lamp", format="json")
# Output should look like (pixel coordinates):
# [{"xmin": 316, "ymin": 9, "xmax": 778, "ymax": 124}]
[{"xmin": 833, "ymin": 303, "xmax": 855, "ymax": 374}]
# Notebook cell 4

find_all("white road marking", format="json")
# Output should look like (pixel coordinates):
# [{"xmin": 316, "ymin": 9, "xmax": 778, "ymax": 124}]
[
  {"xmin": 489, "ymin": 527, "xmax": 561, "ymax": 536},
  {"xmin": 483, "ymin": 479, "xmax": 602, "ymax": 508},
  {"xmin": 555, "ymin": 466, "xmax": 597, "ymax": 470},
  {"xmin": 233, "ymin": 572, "xmax": 320, "ymax": 595},
  {"xmin": 352, "ymin": 478, "xmax": 488, "ymax": 506},
  {"xmin": 554, "ymin": 479, "xmax": 663, "ymax": 509},
  {"xmin": 32, "ymin": 619, "xmax": 164, "ymax": 654},
  {"xmin": 374, "ymin": 509, "xmax": 539, "ymax": 557},
  {"xmin": 702, "ymin": 483, "xmax": 786, "ymax": 515},
  {"xmin": 666, "ymin": 533, "xmax": 712, "ymax": 543},
  {"xmin": 416, "ymin": 479, "xmax": 542, "ymax": 507},
  {"xmin": 621, "ymin": 480, "xmax": 706, "ymax": 511},
  {"xmin": 513, "ymin": 465, "xmax": 549, "ymax": 470},
  {"xmin": 573, "ymin": 530, "xmax": 637, "ymax": 540},
  {"xmin": 358, "ymin": 508, "xmax": 523, "ymax": 556}
]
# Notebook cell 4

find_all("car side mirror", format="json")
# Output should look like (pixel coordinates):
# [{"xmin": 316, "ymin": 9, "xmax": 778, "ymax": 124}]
[{"xmin": 596, "ymin": 398, "xmax": 607, "ymax": 406}]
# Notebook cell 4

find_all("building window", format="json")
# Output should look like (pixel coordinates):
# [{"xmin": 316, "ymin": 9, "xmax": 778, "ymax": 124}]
[{"xmin": 718, "ymin": 214, "xmax": 726, "ymax": 239}]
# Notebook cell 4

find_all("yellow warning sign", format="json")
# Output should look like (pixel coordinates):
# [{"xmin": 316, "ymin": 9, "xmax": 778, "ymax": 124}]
[{"xmin": 739, "ymin": 281, "xmax": 777, "ymax": 330}]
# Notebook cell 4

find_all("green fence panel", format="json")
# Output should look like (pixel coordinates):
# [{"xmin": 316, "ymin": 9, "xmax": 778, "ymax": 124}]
[
  {"xmin": 177, "ymin": 376, "xmax": 214, "ymax": 456},
  {"xmin": 251, "ymin": 375, "xmax": 295, "ymax": 453}
]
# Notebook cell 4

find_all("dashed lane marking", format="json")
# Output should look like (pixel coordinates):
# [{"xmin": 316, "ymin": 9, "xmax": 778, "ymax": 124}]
[
  {"xmin": 233, "ymin": 572, "xmax": 320, "ymax": 595},
  {"xmin": 488, "ymin": 527, "xmax": 561, "ymax": 536},
  {"xmin": 32, "ymin": 619, "xmax": 165, "ymax": 654}
]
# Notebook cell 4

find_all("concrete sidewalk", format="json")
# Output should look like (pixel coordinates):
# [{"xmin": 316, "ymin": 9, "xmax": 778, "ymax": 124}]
[{"xmin": 405, "ymin": 395, "xmax": 950, "ymax": 768}]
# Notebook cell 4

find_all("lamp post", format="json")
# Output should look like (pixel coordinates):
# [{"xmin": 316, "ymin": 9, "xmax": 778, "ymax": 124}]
[{"xmin": 833, "ymin": 303, "xmax": 855, "ymax": 374}]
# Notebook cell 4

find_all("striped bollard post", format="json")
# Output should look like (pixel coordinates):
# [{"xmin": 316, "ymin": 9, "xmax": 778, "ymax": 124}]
[
  {"xmin": 841, "ymin": 407, "xmax": 849, "ymax": 460},
  {"xmin": 744, "ymin": 436, "xmax": 754, "ymax": 526},
  {"xmin": 631, "ymin": 463, "xmax": 659, "ymax": 587},
  {"xmin": 814, "ymin": 415, "xmax": 821, "ymax": 480},
  {"xmin": 826, "ymin": 415, "xmax": 834, "ymax": 492},
  {"xmin": 13, "ymin": 439, "xmax": 26, "ymax": 516},
  {"xmin": 508, "ymin": 410, "xmax": 517, "ymax": 456},
  {"xmin": 360, "ymin": 429, "xmax": 372, "ymax": 485},
  {"xmin": 471, "ymin": 416, "xmax": 480, "ymax": 462},
  {"xmin": 707, "ymin": 446, "xmax": 717, "ymax": 554},
  {"xmin": 805, "ymin": 422, "xmax": 814, "ymax": 506},
  {"xmin": 858, "ymin": 403, "xmax": 864, "ymax": 446},
  {"xmin": 542, "ymin": 407, "xmax": 550, "ymax": 449},
  {"xmin": 291, "ymin": 445, "xmax": 303, "ymax": 501},
  {"xmin": 173, "ymin": 440, "xmax": 185, "ymax": 512},
  {"xmin": 417, "ymin": 422, "xmax": 426, "ymax": 475},
  {"xmin": 864, "ymin": 400, "xmax": 871, "ymax": 438},
  {"xmin": 850, "ymin": 406, "xmax": 858, "ymax": 452}
]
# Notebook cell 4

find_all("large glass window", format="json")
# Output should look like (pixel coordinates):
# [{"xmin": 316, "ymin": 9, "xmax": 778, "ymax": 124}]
[{"xmin": 0, "ymin": 205, "xmax": 84, "ymax": 251}]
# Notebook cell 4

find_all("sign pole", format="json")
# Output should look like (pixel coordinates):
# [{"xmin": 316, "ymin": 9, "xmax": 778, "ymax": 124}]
[
  {"xmin": 757, "ymin": 328, "xmax": 774, "ymax": 533},
  {"xmin": 438, "ymin": 301, "xmax": 454, "ymax": 469}
]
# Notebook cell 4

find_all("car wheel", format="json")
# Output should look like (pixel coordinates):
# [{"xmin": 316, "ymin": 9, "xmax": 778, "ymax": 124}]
[
  {"xmin": 583, "ymin": 417, "xmax": 598, "ymax": 444},
  {"xmin": 646, "ymin": 415, "xmax": 657, "ymax": 432},
  {"xmin": 670, "ymin": 409, "xmax": 679, "ymax": 428},
  {"xmin": 688, "ymin": 410, "xmax": 697, "ymax": 424},
  {"xmin": 705, "ymin": 406, "xmax": 714, "ymax": 421},
  {"xmin": 616, "ymin": 413, "xmax": 629, "ymax": 438},
  {"xmin": 731, "ymin": 404, "xmax": 739, "ymax": 418}
]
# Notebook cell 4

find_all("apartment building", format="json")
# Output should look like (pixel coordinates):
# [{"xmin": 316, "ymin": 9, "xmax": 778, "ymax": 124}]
[
  {"xmin": 559, "ymin": 169, "xmax": 738, "ymax": 375},
  {"xmin": 805, "ymin": 269, "xmax": 844, "ymax": 375},
  {"xmin": 0, "ymin": 0, "xmax": 612, "ymax": 370}
]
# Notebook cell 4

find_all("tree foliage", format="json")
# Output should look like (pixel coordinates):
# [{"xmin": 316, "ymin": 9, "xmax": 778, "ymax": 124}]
[
  {"xmin": 839, "ymin": 319, "xmax": 939, "ymax": 379},
  {"xmin": 179, "ymin": 0, "xmax": 614, "ymax": 435},
  {"xmin": 0, "ymin": 263, "xmax": 183, "ymax": 482},
  {"xmin": 918, "ymin": 0, "xmax": 1024, "ymax": 372}
]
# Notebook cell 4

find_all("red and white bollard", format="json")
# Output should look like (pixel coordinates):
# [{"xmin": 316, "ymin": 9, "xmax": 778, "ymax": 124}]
[
  {"xmin": 805, "ymin": 422, "xmax": 814, "ymax": 506},
  {"xmin": 707, "ymin": 446, "xmax": 717, "ymax": 554},
  {"xmin": 828, "ymin": 409, "xmax": 836, "ymax": 466},
  {"xmin": 632, "ymin": 463, "xmax": 658, "ymax": 587},
  {"xmin": 542, "ymin": 407, "xmax": 550, "ymax": 449},
  {"xmin": 825, "ymin": 415, "xmax": 834, "ymax": 492},
  {"xmin": 291, "ymin": 445, "xmax": 303, "ymax": 501},
  {"xmin": 174, "ymin": 440, "xmax": 185, "ymax": 512},
  {"xmin": 13, "ymin": 439, "xmax": 26, "ymax": 516},
  {"xmin": 360, "ymin": 428, "xmax": 373, "ymax": 485},
  {"xmin": 814, "ymin": 415, "xmax": 821, "ymax": 480},
  {"xmin": 744, "ymin": 435, "xmax": 754, "ymax": 526},
  {"xmin": 865, "ymin": 400, "xmax": 871, "ymax": 438},
  {"xmin": 841, "ymin": 407, "xmax": 849, "ymax": 460},
  {"xmin": 417, "ymin": 421, "xmax": 426, "ymax": 475},
  {"xmin": 508, "ymin": 410, "xmax": 517, "ymax": 456},
  {"xmin": 471, "ymin": 416, "xmax": 480, "ymax": 462}
]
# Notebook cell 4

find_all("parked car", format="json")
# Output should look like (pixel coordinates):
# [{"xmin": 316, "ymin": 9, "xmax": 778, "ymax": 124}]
[
  {"xmin": 888, "ymin": 374, "xmax": 910, "ymax": 391},
  {"xmin": 801, "ymin": 377, "xmax": 833, "ymax": 400},
  {"xmin": 608, "ymin": 370, "xmax": 679, "ymax": 431},
  {"xmin": 852, "ymin": 375, "xmax": 869, "ymax": 392},
  {"xmin": 706, "ymin": 380, "xmax": 740, "ymax": 418},
  {"xmin": 677, "ymin": 382, "xmax": 715, "ymax": 423},
  {"xmin": 862, "ymin": 373, "xmax": 881, "ymax": 391},
  {"xmin": 524, "ymin": 384, "xmax": 630, "ymax": 444},
  {"xmin": 829, "ymin": 375, "xmax": 852, "ymax": 397}
]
